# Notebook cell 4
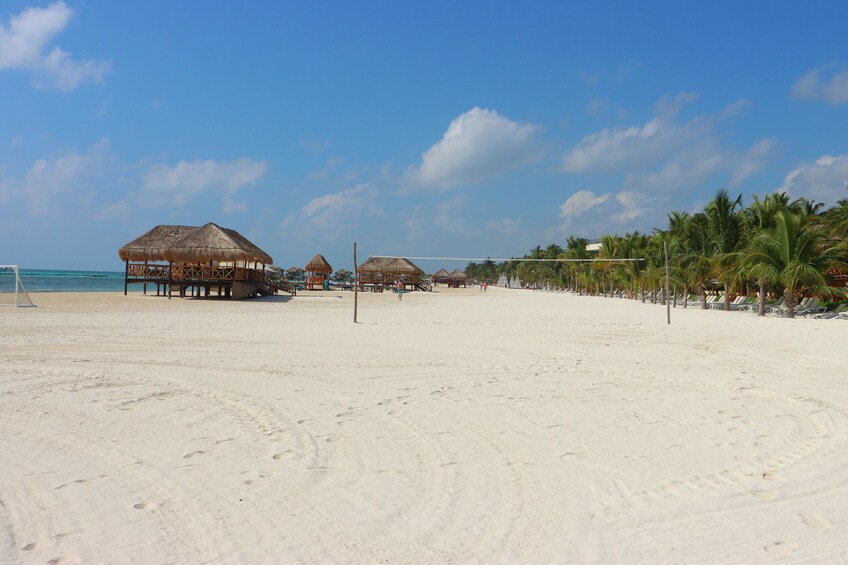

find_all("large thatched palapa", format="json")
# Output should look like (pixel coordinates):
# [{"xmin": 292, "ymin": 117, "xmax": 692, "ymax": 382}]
[
  {"xmin": 118, "ymin": 222, "xmax": 293, "ymax": 299},
  {"xmin": 165, "ymin": 223, "xmax": 272, "ymax": 264},
  {"xmin": 118, "ymin": 225, "xmax": 197, "ymax": 262},
  {"xmin": 357, "ymin": 256, "xmax": 429, "ymax": 291}
]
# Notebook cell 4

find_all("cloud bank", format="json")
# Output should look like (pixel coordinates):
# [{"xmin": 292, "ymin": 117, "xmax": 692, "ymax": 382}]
[
  {"xmin": 135, "ymin": 158, "xmax": 267, "ymax": 211},
  {"xmin": 0, "ymin": 138, "xmax": 110, "ymax": 216}
]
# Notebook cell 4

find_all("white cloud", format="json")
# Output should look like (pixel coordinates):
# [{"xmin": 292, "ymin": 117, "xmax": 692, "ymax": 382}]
[
  {"xmin": 777, "ymin": 154, "xmax": 848, "ymax": 204},
  {"xmin": 409, "ymin": 107, "xmax": 540, "ymax": 190},
  {"xmin": 559, "ymin": 190, "xmax": 612, "ymax": 219},
  {"xmin": 563, "ymin": 94, "xmax": 776, "ymax": 212},
  {"xmin": 792, "ymin": 67, "xmax": 848, "ymax": 104},
  {"xmin": 612, "ymin": 191, "xmax": 652, "ymax": 222},
  {"xmin": 135, "ymin": 158, "xmax": 267, "ymax": 210},
  {"xmin": 303, "ymin": 183, "xmax": 367, "ymax": 217},
  {"xmin": 563, "ymin": 115, "xmax": 705, "ymax": 174},
  {"xmin": 485, "ymin": 217, "xmax": 522, "ymax": 235},
  {"xmin": 0, "ymin": 1, "xmax": 110, "ymax": 90},
  {"xmin": 292, "ymin": 183, "xmax": 379, "ymax": 232},
  {"xmin": 555, "ymin": 189, "xmax": 665, "ymax": 237},
  {"xmin": 0, "ymin": 138, "xmax": 110, "ymax": 216}
]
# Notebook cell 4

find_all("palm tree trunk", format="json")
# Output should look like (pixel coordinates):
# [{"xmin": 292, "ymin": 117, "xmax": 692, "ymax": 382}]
[
  {"xmin": 757, "ymin": 279, "xmax": 766, "ymax": 317},
  {"xmin": 683, "ymin": 287, "xmax": 688, "ymax": 308},
  {"xmin": 786, "ymin": 291, "xmax": 796, "ymax": 319},
  {"xmin": 640, "ymin": 285, "xmax": 645, "ymax": 303},
  {"xmin": 701, "ymin": 287, "xmax": 707, "ymax": 309},
  {"xmin": 724, "ymin": 283, "xmax": 731, "ymax": 311}
]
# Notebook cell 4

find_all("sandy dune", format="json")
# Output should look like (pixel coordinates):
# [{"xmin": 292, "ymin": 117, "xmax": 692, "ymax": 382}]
[{"xmin": 1, "ymin": 288, "xmax": 847, "ymax": 563}]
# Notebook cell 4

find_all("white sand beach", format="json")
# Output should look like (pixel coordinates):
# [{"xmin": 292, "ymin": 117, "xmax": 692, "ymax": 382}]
[{"xmin": 2, "ymin": 288, "xmax": 848, "ymax": 563}]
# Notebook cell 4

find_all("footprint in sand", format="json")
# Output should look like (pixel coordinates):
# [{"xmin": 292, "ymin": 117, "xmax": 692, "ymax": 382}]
[
  {"xmin": 752, "ymin": 490, "xmax": 780, "ymax": 501},
  {"xmin": 764, "ymin": 541, "xmax": 797, "ymax": 556},
  {"xmin": 133, "ymin": 502, "xmax": 147, "ymax": 510},
  {"xmin": 183, "ymin": 450, "xmax": 206, "ymax": 459},
  {"xmin": 22, "ymin": 543, "xmax": 36, "ymax": 551},
  {"xmin": 325, "ymin": 434, "xmax": 341, "ymax": 443},
  {"xmin": 761, "ymin": 471, "xmax": 785, "ymax": 482},
  {"xmin": 800, "ymin": 512, "xmax": 831, "ymax": 530},
  {"xmin": 273, "ymin": 450, "xmax": 304, "ymax": 460},
  {"xmin": 54, "ymin": 479, "xmax": 89, "ymax": 490}
]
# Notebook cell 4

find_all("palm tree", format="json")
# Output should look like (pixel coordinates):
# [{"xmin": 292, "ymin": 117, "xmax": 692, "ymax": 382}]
[
  {"xmin": 739, "ymin": 192, "xmax": 792, "ymax": 315},
  {"xmin": 681, "ymin": 213, "xmax": 716, "ymax": 308},
  {"xmin": 705, "ymin": 189, "xmax": 743, "ymax": 311},
  {"xmin": 743, "ymin": 211, "xmax": 846, "ymax": 318}
]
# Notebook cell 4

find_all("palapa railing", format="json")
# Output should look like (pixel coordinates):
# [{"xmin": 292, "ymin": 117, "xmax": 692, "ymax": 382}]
[
  {"xmin": 128, "ymin": 263, "xmax": 251, "ymax": 282},
  {"xmin": 126, "ymin": 262, "xmax": 296, "ymax": 296}
]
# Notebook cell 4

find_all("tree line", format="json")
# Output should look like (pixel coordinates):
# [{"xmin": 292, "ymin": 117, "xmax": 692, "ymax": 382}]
[{"xmin": 465, "ymin": 190, "xmax": 848, "ymax": 318}]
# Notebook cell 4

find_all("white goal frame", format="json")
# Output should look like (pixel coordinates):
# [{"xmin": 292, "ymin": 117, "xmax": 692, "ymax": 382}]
[{"xmin": 0, "ymin": 265, "xmax": 35, "ymax": 308}]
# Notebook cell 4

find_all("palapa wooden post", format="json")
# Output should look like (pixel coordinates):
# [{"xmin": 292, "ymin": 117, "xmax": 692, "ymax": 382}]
[
  {"xmin": 168, "ymin": 261, "xmax": 173, "ymax": 300},
  {"xmin": 124, "ymin": 260, "xmax": 129, "ymax": 296},
  {"xmin": 353, "ymin": 241, "xmax": 358, "ymax": 323},
  {"xmin": 664, "ymin": 239, "xmax": 671, "ymax": 325}
]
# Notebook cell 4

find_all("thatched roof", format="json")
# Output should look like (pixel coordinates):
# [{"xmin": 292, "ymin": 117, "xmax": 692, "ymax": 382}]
[
  {"xmin": 305, "ymin": 254, "xmax": 333, "ymax": 273},
  {"xmin": 432, "ymin": 268, "xmax": 450, "ymax": 278},
  {"xmin": 335, "ymin": 269, "xmax": 352, "ymax": 276},
  {"xmin": 286, "ymin": 266, "xmax": 303, "ymax": 274},
  {"xmin": 118, "ymin": 223, "xmax": 272, "ymax": 264},
  {"xmin": 358, "ymin": 256, "xmax": 424, "ymax": 275},
  {"xmin": 448, "ymin": 269, "xmax": 467, "ymax": 280},
  {"xmin": 118, "ymin": 225, "xmax": 196, "ymax": 262}
]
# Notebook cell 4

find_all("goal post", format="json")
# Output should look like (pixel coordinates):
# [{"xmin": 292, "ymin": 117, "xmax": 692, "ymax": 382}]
[{"xmin": 0, "ymin": 265, "xmax": 35, "ymax": 308}]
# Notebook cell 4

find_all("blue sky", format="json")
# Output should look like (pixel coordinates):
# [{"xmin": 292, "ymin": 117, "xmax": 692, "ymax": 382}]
[{"xmin": 2, "ymin": 1, "xmax": 847, "ymax": 271}]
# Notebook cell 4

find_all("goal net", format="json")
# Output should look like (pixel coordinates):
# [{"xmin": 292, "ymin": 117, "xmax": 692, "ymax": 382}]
[{"xmin": 0, "ymin": 265, "xmax": 35, "ymax": 307}]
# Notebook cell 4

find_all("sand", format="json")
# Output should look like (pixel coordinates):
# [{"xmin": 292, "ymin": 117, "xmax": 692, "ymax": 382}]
[{"xmin": 1, "ymin": 287, "xmax": 847, "ymax": 563}]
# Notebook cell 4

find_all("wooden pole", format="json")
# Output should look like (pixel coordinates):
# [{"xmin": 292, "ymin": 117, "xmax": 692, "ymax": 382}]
[
  {"xmin": 353, "ymin": 241, "xmax": 358, "ymax": 323},
  {"xmin": 664, "ymin": 239, "xmax": 671, "ymax": 325},
  {"xmin": 168, "ymin": 261, "xmax": 173, "ymax": 300},
  {"xmin": 124, "ymin": 260, "xmax": 129, "ymax": 295}
]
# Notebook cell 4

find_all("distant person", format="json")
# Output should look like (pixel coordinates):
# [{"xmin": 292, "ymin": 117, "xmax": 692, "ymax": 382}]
[
  {"xmin": 396, "ymin": 280, "xmax": 403, "ymax": 302},
  {"xmin": 484, "ymin": 283, "xmax": 488, "ymax": 292}
]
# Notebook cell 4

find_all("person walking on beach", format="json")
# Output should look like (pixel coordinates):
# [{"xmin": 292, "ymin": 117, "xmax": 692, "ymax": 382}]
[{"xmin": 396, "ymin": 279, "xmax": 403, "ymax": 302}]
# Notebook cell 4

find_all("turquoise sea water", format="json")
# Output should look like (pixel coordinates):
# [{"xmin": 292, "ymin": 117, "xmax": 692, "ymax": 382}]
[{"xmin": 0, "ymin": 269, "xmax": 130, "ymax": 292}]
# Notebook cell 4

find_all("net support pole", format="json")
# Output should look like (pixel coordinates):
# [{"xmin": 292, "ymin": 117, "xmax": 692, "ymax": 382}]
[
  {"xmin": 15, "ymin": 267, "xmax": 19, "ymax": 308},
  {"xmin": 664, "ymin": 239, "xmax": 671, "ymax": 325},
  {"xmin": 353, "ymin": 241, "xmax": 358, "ymax": 323}
]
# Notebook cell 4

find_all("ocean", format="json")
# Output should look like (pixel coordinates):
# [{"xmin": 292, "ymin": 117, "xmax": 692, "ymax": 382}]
[{"xmin": 0, "ymin": 269, "xmax": 131, "ymax": 293}]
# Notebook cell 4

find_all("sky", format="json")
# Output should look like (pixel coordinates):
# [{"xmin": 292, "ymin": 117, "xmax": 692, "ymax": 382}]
[{"xmin": 1, "ymin": 1, "xmax": 848, "ymax": 271}]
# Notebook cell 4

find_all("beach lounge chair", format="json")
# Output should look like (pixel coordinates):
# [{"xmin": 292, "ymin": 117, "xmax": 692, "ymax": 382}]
[{"xmin": 810, "ymin": 303, "xmax": 847, "ymax": 319}]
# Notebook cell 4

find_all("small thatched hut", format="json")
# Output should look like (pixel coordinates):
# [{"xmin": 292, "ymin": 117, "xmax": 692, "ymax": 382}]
[
  {"xmin": 447, "ymin": 269, "xmax": 468, "ymax": 288},
  {"xmin": 357, "ymin": 257, "xmax": 427, "ymax": 290},
  {"xmin": 118, "ymin": 222, "xmax": 289, "ymax": 299},
  {"xmin": 304, "ymin": 254, "xmax": 333, "ymax": 290},
  {"xmin": 432, "ymin": 268, "xmax": 450, "ymax": 285},
  {"xmin": 285, "ymin": 266, "xmax": 305, "ymax": 281},
  {"xmin": 334, "ymin": 269, "xmax": 353, "ymax": 282}
]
